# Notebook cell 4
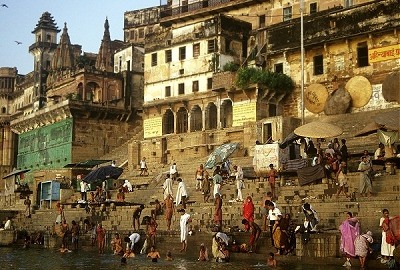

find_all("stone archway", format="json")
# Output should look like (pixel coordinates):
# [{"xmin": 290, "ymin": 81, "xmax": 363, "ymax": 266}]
[
  {"xmin": 190, "ymin": 105, "xmax": 202, "ymax": 132},
  {"xmin": 176, "ymin": 107, "xmax": 188, "ymax": 134},
  {"xmin": 220, "ymin": 99, "xmax": 233, "ymax": 128},
  {"xmin": 205, "ymin": 102, "xmax": 217, "ymax": 130},
  {"xmin": 163, "ymin": 109, "xmax": 174, "ymax": 135}
]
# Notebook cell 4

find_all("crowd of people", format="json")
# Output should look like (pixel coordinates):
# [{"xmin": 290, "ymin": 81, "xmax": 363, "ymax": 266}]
[{"xmin": 11, "ymin": 142, "xmax": 399, "ymax": 269}]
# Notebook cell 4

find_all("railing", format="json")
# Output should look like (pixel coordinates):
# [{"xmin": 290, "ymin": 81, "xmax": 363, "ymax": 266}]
[{"xmin": 160, "ymin": 0, "xmax": 232, "ymax": 18}]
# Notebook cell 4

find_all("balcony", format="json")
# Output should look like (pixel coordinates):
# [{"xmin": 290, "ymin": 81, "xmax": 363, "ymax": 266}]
[{"xmin": 160, "ymin": 0, "xmax": 265, "ymax": 26}]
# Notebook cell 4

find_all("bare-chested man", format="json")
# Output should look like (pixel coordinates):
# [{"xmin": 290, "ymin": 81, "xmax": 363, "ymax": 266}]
[{"xmin": 195, "ymin": 164, "xmax": 205, "ymax": 191}]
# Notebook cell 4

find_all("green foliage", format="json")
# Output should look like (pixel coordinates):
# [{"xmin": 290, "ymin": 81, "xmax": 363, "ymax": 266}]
[
  {"xmin": 235, "ymin": 67, "xmax": 294, "ymax": 94},
  {"xmin": 222, "ymin": 62, "xmax": 240, "ymax": 72}
]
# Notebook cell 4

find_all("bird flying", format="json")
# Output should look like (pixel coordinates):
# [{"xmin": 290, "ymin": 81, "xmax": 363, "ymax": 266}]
[
  {"xmin": 1, "ymin": 4, "xmax": 8, "ymax": 8},
  {"xmin": 15, "ymin": 41, "xmax": 22, "ymax": 45}
]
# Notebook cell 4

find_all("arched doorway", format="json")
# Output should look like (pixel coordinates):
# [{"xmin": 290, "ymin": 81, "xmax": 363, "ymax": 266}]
[
  {"xmin": 176, "ymin": 107, "xmax": 188, "ymax": 134},
  {"xmin": 205, "ymin": 102, "xmax": 217, "ymax": 130},
  {"xmin": 163, "ymin": 109, "xmax": 174, "ymax": 135},
  {"xmin": 220, "ymin": 99, "xmax": 233, "ymax": 128},
  {"xmin": 190, "ymin": 105, "xmax": 202, "ymax": 132}
]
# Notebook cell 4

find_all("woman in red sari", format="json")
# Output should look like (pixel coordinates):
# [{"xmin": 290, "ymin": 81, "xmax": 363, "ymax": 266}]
[{"xmin": 242, "ymin": 196, "xmax": 255, "ymax": 231}]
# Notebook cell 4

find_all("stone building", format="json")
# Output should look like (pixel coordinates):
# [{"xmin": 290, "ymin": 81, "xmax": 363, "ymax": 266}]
[
  {"xmin": 135, "ymin": 0, "xmax": 399, "ymax": 166},
  {"xmin": 0, "ymin": 12, "xmax": 145, "ymax": 204}
]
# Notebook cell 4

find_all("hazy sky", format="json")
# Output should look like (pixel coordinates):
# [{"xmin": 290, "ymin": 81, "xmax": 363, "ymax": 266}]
[{"xmin": 0, "ymin": 0, "xmax": 165, "ymax": 74}]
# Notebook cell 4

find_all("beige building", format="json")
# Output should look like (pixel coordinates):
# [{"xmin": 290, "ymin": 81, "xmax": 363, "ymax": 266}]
[{"xmin": 137, "ymin": 0, "xmax": 399, "ymax": 165}]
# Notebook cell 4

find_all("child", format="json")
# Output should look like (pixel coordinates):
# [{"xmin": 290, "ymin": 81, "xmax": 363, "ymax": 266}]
[
  {"xmin": 267, "ymin": 252, "xmax": 277, "ymax": 267},
  {"xmin": 165, "ymin": 251, "xmax": 173, "ymax": 261},
  {"xmin": 123, "ymin": 248, "xmax": 135, "ymax": 258},
  {"xmin": 336, "ymin": 161, "xmax": 350, "ymax": 198},
  {"xmin": 147, "ymin": 246, "xmax": 161, "ymax": 262},
  {"xmin": 198, "ymin": 243, "xmax": 209, "ymax": 261},
  {"xmin": 59, "ymin": 243, "xmax": 72, "ymax": 253}
]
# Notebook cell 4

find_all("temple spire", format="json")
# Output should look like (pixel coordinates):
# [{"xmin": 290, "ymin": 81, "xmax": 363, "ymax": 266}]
[{"xmin": 95, "ymin": 17, "xmax": 113, "ymax": 72}]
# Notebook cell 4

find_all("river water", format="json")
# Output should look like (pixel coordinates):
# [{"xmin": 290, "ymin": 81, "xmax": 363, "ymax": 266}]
[{"xmin": 0, "ymin": 246, "xmax": 345, "ymax": 270}]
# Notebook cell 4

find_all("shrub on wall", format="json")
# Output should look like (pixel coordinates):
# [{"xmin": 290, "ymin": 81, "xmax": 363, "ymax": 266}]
[
  {"xmin": 222, "ymin": 62, "xmax": 240, "ymax": 72},
  {"xmin": 235, "ymin": 67, "xmax": 294, "ymax": 94}
]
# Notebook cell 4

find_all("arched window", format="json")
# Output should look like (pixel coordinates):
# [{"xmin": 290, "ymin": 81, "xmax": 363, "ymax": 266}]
[
  {"xmin": 163, "ymin": 109, "xmax": 174, "ymax": 135},
  {"xmin": 1, "ymin": 107, "xmax": 6, "ymax": 114},
  {"xmin": 220, "ymin": 99, "xmax": 233, "ymax": 128},
  {"xmin": 205, "ymin": 103, "xmax": 217, "ymax": 130},
  {"xmin": 86, "ymin": 82, "xmax": 100, "ymax": 102},
  {"xmin": 190, "ymin": 105, "xmax": 202, "ymax": 132},
  {"xmin": 176, "ymin": 107, "xmax": 188, "ymax": 134}
]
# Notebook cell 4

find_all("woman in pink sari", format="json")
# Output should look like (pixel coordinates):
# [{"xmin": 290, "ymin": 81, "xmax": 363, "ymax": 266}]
[
  {"xmin": 339, "ymin": 212, "xmax": 360, "ymax": 267},
  {"xmin": 242, "ymin": 196, "xmax": 255, "ymax": 231}
]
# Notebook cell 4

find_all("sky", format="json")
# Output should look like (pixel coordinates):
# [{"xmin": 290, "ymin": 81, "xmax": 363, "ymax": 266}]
[{"xmin": 0, "ymin": 0, "xmax": 165, "ymax": 74}]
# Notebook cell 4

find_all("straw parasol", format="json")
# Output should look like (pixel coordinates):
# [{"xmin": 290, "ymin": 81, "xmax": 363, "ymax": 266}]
[
  {"xmin": 304, "ymin": 84, "xmax": 328, "ymax": 113},
  {"xmin": 345, "ymin": 76, "xmax": 372, "ymax": 108},
  {"xmin": 294, "ymin": 121, "xmax": 343, "ymax": 138}
]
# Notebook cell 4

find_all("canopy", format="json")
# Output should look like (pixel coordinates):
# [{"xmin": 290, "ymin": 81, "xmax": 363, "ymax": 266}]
[
  {"xmin": 64, "ymin": 159, "xmax": 112, "ymax": 168},
  {"xmin": 204, "ymin": 143, "xmax": 239, "ymax": 169},
  {"xmin": 83, "ymin": 165, "xmax": 123, "ymax": 184},
  {"xmin": 354, "ymin": 122, "xmax": 382, "ymax": 137},
  {"xmin": 294, "ymin": 122, "xmax": 343, "ymax": 138},
  {"xmin": 373, "ymin": 110, "xmax": 400, "ymax": 131},
  {"xmin": 3, "ymin": 169, "xmax": 30, "ymax": 179},
  {"xmin": 280, "ymin": 132, "xmax": 302, "ymax": 149}
]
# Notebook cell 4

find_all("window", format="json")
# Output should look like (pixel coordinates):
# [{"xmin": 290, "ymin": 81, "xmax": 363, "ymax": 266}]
[
  {"xmin": 357, "ymin": 42, "xmax": 369, "ymax": 67},
  {"xmin": 139, "ymin": 28, "xmax": 144, "ymax": 38},
  {"xmin": 165, "ymin": 86, "xmax": 171, "ymax": 97},
  {"xmin": 178, "ymin": 83, "xmax": 185, "ymax": 95},
  {"xmin": 165, "ymin": 50, "xmax": 172, "ymax": 63},
  {"xmin": 310, "ymin": 3, "xmax": 318, "ymax": 14},
  {"xmin": 179, "ymin": 46, "xmax": 186, "ymax": 60},
  {"xmin": 208, "ymin": 40, "xmax": 216, "ymax": 54},
  {"xmin": 274, "ymin": 63, "xmax": 283, "ymax": 73},
  {"xmin": 344, "ymin": 0, "xmax": 353, "ymax": 8},
  {"xmin": 259, "ymin": 15, "xmax": 266, "ymax": 28},
  {"xmin": 192, "ymin": 81, "xmax": 199, "ymax": 92},
  {"xmin": 182, "ymin": 0, "xmax": 188, "ymax": 12},
  {"xmin": 151, "ymin": 53, "xmax": 157, "ymax": 66},
  {"xmin": 46, "ymin": 34, "xmax": 51, "ymax": 42},
  {"xmin": 283, "ymin": 7, "xmax": 292, "ymax": 22},
  {"xmin": 179, "ymin": 69, "xmax": 184, "ymax": 75},
  {"xmin": 207, "ymin": 78, "xmax": 213, "ymax": 89},
  {"xmin": 130, "ymin": 30, "xmax": 135, "ymax": 40},
  {"xmin": 313, "ymin": 55, "xmax": 324, "ymax": 75},
  {"xmin": 193, "ymin": 43, "xmax": 200, "ymax": 58}
]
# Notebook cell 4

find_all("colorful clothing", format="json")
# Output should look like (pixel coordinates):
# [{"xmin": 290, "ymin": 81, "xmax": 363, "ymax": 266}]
[
  {"xmin": 339, "ymin": 218, "xmax": 360, "ymax": 257},
  {"xmin": 380, "ymin": 217, "xmax": 395, "ymax": 256}
]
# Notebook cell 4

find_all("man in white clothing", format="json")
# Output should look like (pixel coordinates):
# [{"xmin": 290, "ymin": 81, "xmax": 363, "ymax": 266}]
[
  {"xmin": 80, "ymin": 181, "xmax": 88, "ymax": 201},
  {"xmin": 163, "ymin": 173, "xmax": 173, "ymax": 199},
  {"xmin": 175, "ymin": 178, "xmax": 188, "ymax": 209},
  {"xmin": 127, "ymin": 232, "xmax": 140, "ymax": 252},
  {"xmin": 267, "ymin": 201, "xmax": 282, "ymax": 246},
  {"xmin": 179, "ymin": 209, "xmax": 191, "ymax": 252}
]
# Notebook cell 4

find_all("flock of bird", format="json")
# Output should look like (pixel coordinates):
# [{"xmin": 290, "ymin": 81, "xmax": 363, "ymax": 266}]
[{"xmin": 1, "ymin": 3, "xmax": 23, "ymax": 45}]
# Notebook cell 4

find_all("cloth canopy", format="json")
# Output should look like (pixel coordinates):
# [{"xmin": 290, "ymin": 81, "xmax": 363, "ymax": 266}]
[{"xmin": 83, "ymin": 165, "xmax": 123, "ymax": 184}]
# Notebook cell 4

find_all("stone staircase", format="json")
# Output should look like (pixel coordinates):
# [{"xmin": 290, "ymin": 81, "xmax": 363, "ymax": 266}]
[{"xmin": 6, "ymin": 125, "xmax": 400, "ymax": 252}]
